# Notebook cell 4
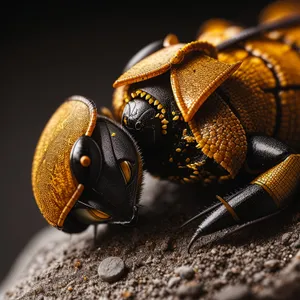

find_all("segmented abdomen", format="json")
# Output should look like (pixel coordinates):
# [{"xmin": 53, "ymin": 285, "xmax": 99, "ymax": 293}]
[{"xmin": 199, "ymin": 24, "xmax": 300, "ymax": 151}]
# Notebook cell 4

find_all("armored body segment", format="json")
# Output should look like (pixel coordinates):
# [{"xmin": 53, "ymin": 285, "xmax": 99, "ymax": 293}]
[
  {"xmin": 31, "ymin": 97, "xmax": 97, "ymax": 227},
  {"xmin": 112, "ymin": 1, "xmax": 300, "ymax": 184},
  {"xmin": 197, "ymin": 11, "xmax": 300, "ymax": 152}
]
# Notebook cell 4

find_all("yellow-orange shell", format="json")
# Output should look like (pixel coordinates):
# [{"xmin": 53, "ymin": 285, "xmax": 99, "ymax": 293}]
[{"xmin": 31, "ymin": 96, "xmax": 97, "ymax": 228}]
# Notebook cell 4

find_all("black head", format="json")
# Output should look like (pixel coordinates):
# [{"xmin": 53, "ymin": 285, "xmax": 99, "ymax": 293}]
[{"xmin": 64, "ymin": 115, "xmax": 143, "ymax": 233}]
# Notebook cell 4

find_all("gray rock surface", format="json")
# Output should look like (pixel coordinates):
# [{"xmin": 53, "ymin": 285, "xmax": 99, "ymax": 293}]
[{"xmin": 1, "ymin": 172, "xmax": 300, "ymax": 300}]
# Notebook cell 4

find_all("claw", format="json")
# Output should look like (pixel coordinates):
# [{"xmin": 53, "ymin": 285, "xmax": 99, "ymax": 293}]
[
  {"xmin": 180, "ymin": 202, "xmax": 222, "ymax": 229},
  {"xmin": 185, "ymin": 183, "xmax": 284, "ymax": 253},
  {"xmin": 187, "ymin": 227, "xmax": 203, "ymax": 253}
]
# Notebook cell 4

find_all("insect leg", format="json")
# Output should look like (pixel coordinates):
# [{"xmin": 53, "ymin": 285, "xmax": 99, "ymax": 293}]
[{"xmin": 187, "ymin": 135, "xmax": 300, "ymax": 252}]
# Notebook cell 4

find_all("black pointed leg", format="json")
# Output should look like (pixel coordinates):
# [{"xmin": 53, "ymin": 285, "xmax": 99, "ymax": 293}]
[
  {"xmin": 186, "ymin": 135, "xmax": 300, "ymax": 252},
  {"xmin": 188, "ymin": 209, "xmax": 281, "ymax": 253},
  {"xmin": 180, "ymin": 201, "xmax": 223, "ymax": 229}
]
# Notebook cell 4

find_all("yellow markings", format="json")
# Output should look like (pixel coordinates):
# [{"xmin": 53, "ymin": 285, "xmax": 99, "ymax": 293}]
[
  {"xmin": 193, "ymin": 171, "xmax": 199, "ymax": 174},
  {"xmin": 57, "ymin": 184, "xmax": 84, "ymax": 227},
  {"xmin": 183, "ymin": 177, "xmax": 192, "ymax": 183},
  {"xmin": 111, "ymin": 132, "xmax": 116, "ymax": 137},
  {"xmin": 161, "ymin": 119, "xmax": 169, "ymax": 124},
  {"xmin": 184, "ymin": 136, "xmax": 195, "ymax": 143},
  {"xmin": 216, "ymin": 195, "xmax": 240, "ymax": 221},
  {"xmin": 173, "ymin": 115, "xmax": 179, "ymax": 121},
  {"xmin": 185, "ymin": 158, "xmax": 191, "ymax": 163},
  {"xmin": 120, "ymin": 160, "xmax": 132, "ymax": 184},
  {"xmin": 131, "ymin": 92, "xmax": 137, "ymax": 98},
  {"xmin": 155, "ymin": 113, "xmax": 160, "ymax": 118},
  {"xmin": 162, "ymin": 125, "xmax": 168, "ymax": 129},
  {"xmin": 252, "ymin": 154, "xmax": 300, "ymax": 207},
  {"xmin": 145, "ymin": 94, "xmax": 151, "ymax": 100},
  {"xmin": 163, "ymin": 33, "xmax": 179, "ymax": 47},
  {"xmin": 161, "ymin": 109, "xmax": 166, "ymax": 114},
  {"xmin": 176, "ymin": 148, "xmax": 182, "ymax": 152},
  {"xmin": 183, "ymin": 129, "xmax": 187, "ymax": 135},
  {"xmin": 172, "ymin": 111, "xmax": 176, "ymax": 115},
  {"xmin": 125, "ymin": 98, "xmax": 130, "ymax": 103},
  {"xmin": 80, "ymin": 156, "xmax": 91, "ymax": 167},
  {"xmin": 157, "ymin": 104, "xmax": 163, "ymax": 110},
  {"xmin": 162, "ymin": 130, "xmax": 167, "ymax": 135},
  {"xmin": 154, "ymin": 100, "xmax": 159, "ymax": 106},
  {"xmin": 141, "ymin": 91, "xmax": 146, "ymax": 97},
  {"xmin": 169, "ymin": 157, "xmax": 173, "ymax": 162},
  {"xmin": 88, "ymin": 208, "xmax": 110, "ymax": 220},
  {"xmin": 149, "ymin": 98, "xmax": 154, "ymax": 104},
  {"xmin": 159, "ymin": 114, "xmax": 164, "ymax": 119}
]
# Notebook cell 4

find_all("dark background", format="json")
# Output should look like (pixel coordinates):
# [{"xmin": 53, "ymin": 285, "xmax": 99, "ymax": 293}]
[{"xmin": 0, "ymin": 0, "xmax": 274, "ymax": 284}]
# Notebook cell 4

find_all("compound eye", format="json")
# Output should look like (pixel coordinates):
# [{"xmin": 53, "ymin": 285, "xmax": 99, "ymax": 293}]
[
  {"xmin": 119, "ymin": 160, "xmax": 132, "ymax": 184},
  {"xmin": 74, "ymin": 208, "xmax": 110, "ymax": 224}
]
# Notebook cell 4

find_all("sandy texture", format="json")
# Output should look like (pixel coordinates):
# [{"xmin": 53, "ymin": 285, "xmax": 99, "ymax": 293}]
[{"xmin": 1, "ymin": 173, "xmax": 300, "ymax": 300}]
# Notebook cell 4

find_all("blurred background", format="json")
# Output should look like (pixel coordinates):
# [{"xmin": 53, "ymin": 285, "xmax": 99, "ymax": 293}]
[{"xmin": 0, "ymin": 0, "xmax": 274, "ymax": 284}]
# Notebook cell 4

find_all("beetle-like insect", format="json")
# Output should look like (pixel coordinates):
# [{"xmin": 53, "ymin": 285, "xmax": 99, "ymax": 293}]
[
  {"xmin": 111, "ymin": 0, "xmax": 300, "ymax": 251},
  {"xmin": 32, "ymin": 1, "xmax": 300, "ymax": 251},
  {"xmin": 32, "ymin": 95, "xmax": 143, "ymax": 233}
]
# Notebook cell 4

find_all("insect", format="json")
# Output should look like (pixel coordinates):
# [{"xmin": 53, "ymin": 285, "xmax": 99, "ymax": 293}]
[
  {"xmin": 32, "ymin": 1, "xmax": 300, "ymax": 251},
  {"xmin": 32, "ymin": 95, "xmax": 143, "ymax": 233},
  {"xmin": 111, "ymin": 0, "xmax": 300, "ymax": 251}
]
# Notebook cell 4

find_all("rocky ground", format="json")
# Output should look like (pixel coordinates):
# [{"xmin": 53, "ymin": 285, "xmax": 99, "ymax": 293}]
[{"xmin": 1, "ymin": 173, "xmax": 300, "ymax": 300}]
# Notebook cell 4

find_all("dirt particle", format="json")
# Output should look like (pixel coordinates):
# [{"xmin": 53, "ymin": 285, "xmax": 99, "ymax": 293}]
[
  {"xmin": 121, "ymin": 290, "xmax": 134, "ymax": 299},
  {"xmin": 168, "ymin": 276, "xmax": 181, "ymax": 288},
  {"xmin": 74, "ymin": 260, "xmax": 82, "ymax": 269},
  {"xmin": 176, "ymin": 281, "xmax": 204, "ymax": 298},
  {"xmin": 67, "ymin": 286, "xmax": 73, "ymax": 292},
  {"xmin": 175, "ymin": 265, "xmax": 195, "ymax": 280},
  {"xmin": 281, "ymin": 233, "xmax": 292, "ymax": 245},
  {"xmin": 213, "ymin": 284, "xmax": 252, "ymax": 300},
  {"xmin": 264, "ymin": 259, "xmax": 281, "ymax": 272}
]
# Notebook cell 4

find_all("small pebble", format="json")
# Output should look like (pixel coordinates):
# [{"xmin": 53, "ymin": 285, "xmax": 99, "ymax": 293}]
[
  {"xmin": 264, "ymin": 259, "xmax": 280, "ymax": 271},
  {"xmin": 253, "ymin": 271, "xmax": 265, "ymax": 283},
  {"xmin": 176, "ymin": 281, "xmax": 204, "ymax": 298},
  {"xmin": 175, "ymin": 265, "xmax": 195, "ymax": 280},
  {"xmin": 293, "ymin": 238, "xmax": 300, "ymax": 249},
  {"xmin": 214, "ymin": 284, "xmax": 252, "ymax": 300},
  {"xmin": 168, "ymin": 277, "xmax": 181, "ymax": 288},
  {"xmin": 281, "ymin": 233, "xmax": 291, "ymax": 245},
  {"xmin": 98, "ymin": 257, "xmax": 126, "ymax": 283}
]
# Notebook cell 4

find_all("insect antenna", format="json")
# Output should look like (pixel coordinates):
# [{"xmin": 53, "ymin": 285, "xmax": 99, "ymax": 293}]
[{"xmin": 217, "ymin": 15, "xmax": 300, "ymax": 51}]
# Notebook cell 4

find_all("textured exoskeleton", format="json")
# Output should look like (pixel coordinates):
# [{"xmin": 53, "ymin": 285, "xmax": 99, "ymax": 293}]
[
  {"xmin": 32, "ymin": 96, "xmax": 143, "ymax": 233},
  {"xmin": 112, "ymin": 0, "xmax": 300, "ymax": 250}
]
